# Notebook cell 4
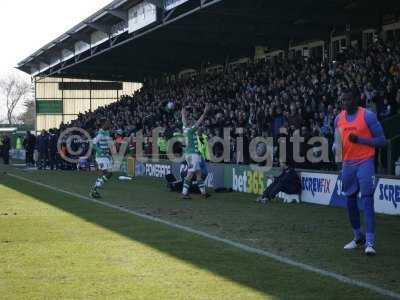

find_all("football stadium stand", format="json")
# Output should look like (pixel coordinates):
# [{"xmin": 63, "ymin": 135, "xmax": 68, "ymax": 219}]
[{"xmin": 16, "ymin": 0, "xmax": 400, "ymax": 173}]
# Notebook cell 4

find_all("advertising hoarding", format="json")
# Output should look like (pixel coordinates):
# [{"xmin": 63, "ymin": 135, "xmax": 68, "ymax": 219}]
[
  {"xmin": 374, "ymin": 178, "xmax": 400, "ymax": 215},
  {"xmin": 300, "ymin": 172, "xmax": 337, "ymax": 206},
  {"xmin": 134, "ymin": 160, "xmax": 400, "ymax": 215}
]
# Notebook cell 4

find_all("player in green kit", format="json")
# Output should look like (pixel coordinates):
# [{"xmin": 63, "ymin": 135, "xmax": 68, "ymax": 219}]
[
  {"xmin": 181, "ymin": 104, "xmax": 210, "ymax": 199},
  {"xmin": 90, "ymin": 120, "xmax": 114, "ymax": 199}
]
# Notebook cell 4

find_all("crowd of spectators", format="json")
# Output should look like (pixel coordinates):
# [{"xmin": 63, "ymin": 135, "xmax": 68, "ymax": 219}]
[
  {"xmin": 58, "ymin": 38, "xmax": 400, "ymax": 169},
  {"xmin": 21, "ymin": 130, "xmax": 81, "ymax": 171}
]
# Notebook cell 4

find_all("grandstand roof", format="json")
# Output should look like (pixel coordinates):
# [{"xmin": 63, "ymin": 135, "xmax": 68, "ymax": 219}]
[{"xmin": 17, "ymin": 0, "xmax": 400, "ymax": 82}]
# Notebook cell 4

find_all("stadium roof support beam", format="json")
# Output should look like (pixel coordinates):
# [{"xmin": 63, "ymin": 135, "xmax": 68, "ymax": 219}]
[
  {"xmin": 26, "ymin": 62, "xmax": 40, "ymax": 75},
  {"xmin": 39, "ymin": 61, "xmax": 50, "ymax": 71},
  {"xmin": 66, "ymin": 32, "xmax": 91, "ymax": 45},
  {"xmin": 63, "ymin": 44, "xmax": 76, "ymax": 55},
  {"xmin": 38, "ymin": 55, "xmax": 52, "ymax": 67},
  {"xmin": 85, "ymin": 22, "xmax": 112, "ymax": 35},
  {"xmin": 30, "ymin": 66, "xmax": 39, "ymax": 75},
  {"xmin": 50, "ymin": 43, "xmax": 69, "ymax": 60},
  {"xmin": 147, "ymin": 0, "xmax": 165, "ymax": 9},
  {"xmin": 162, "ymin": 8, "xmax": 176, "ymax": 23},
  {"xmin": 106, "ymin": 8, "xmax": 128, "ymax": 22},
  {"xmin": 18, "ymin": 0, "xmax": 232, "ymax": 79}
]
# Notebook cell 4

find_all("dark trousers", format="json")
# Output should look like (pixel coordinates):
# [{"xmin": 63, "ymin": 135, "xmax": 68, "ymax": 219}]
[
  {"xmin": 159, "ymin": 151, "xmax": 167, "ymax": 160},
  {"xmin": 48, "ymin": 152, "xmax": 57, "ymax": 170},
  {"xmin": 26, "ymin": 150, "xmax": 34, "ymax": 166},
  {"xmin": 262, "ymin": 178, "xmax": 300, "ymax": 200},
  {"xmin": 37, "ymin": 152, "xmax": 47, "ymax": 170},
  {"xmin": 3, "ymin": 149, "xmax": 10, "ymax": 165},
  {"xmin": 262, "ymin": 180, "xmax": 283, "ymax": 200}
]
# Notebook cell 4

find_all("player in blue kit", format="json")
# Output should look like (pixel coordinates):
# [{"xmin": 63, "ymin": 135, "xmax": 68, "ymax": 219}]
[{"xmin": 334, "ymin": 91, "xmax": 387, "ymax": 256}]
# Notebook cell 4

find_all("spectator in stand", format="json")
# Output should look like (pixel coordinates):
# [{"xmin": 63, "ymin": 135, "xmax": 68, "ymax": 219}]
[
  {"xmin": 380, "ymin": 98, "xmax": 392, "ymax": 119},
  {"xmin": 57, "ymin": 38, "xmax": 399, "ymax": 170}
]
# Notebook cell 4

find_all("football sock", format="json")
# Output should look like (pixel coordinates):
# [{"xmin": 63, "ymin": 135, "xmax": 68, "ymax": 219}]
[
  {"xmin": 366, "ymin": 233, "xmax": 375, "ymax": 247},
  {"xmin": 95, "ymin": 175, "xmax": 108, "ymax": 189},
  {"xmin": 198, "ymin": 180, "xmax": 206, "ymax": 195},
  {"xmin": 182, "ymin": 179, "xmax": 190, "ymax": 195},
  {"xmin": 353, "ymin": 229, "xmax": 364, "ymax": 241},
  {"xmin": 363, "ymin": 194, "xmax": 375, "ymax": 247}
]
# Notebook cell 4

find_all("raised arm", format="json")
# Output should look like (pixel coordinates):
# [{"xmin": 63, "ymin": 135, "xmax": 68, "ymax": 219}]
[
  {"xmin": 195, "ymin": 104, "xmax": 210, "ymax": 128},
  {"xmin": 181, "ymin": 106, "xmax": 188, "ymax": 128}
]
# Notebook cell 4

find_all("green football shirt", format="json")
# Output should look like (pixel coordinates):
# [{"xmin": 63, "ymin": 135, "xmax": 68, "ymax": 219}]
[
  {"xmin": 93, "ymin": 129, "xmax": 112, "ymax": 159},
  {"xmin": 183, "ymin": 126, "xmax": 199, "ymax": 155}
]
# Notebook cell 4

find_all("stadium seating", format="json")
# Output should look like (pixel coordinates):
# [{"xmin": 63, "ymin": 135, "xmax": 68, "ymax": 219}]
[{"xmin": 59, "ymin": 38, "xmax": 399, "ymax": 168}]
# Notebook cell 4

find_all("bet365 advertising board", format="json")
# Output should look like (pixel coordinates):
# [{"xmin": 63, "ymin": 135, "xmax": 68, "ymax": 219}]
[{"xmin": 139, "ymin": 160, "xmax": 400, "ymax": 215}]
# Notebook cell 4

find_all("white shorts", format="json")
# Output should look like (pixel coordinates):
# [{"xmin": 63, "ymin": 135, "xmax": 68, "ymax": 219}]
[
  {"xmin": 185, "ymin": 153, "xmax": 202, "ymax": 173},
  {"xmin": 96, "ymin": 157, "xmax": 113, "ymax": 171}
]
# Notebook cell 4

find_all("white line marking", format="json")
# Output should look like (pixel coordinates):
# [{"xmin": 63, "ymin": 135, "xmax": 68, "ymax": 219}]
[{"xmin": 7, "ymin": 173, "xmax": 400, "ymax": 299}]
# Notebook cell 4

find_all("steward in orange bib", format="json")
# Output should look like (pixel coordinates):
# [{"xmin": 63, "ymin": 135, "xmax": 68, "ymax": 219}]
[{"xmin": 334, "ymin": 90, "xmax": 387, "ymax": 256}]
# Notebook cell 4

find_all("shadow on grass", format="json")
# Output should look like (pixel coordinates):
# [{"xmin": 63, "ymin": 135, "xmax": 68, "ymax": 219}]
[{"xmin": 0, "ymin": 171, "xmax": 388, "ymax": 300}]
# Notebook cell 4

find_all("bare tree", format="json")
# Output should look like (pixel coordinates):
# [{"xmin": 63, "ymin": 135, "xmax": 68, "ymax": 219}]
[
  {"xmin": 0, "ymin": 74, "xmax": 31, "ymax": 124},
  {"xmin": 18, "ymin": 99, "xmax": 36, "ymax": 127}
]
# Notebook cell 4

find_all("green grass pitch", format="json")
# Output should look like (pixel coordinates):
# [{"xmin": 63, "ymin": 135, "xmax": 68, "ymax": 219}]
[{"xmin": 0, "ymin": 165, "xmax": 399, "ymax": 299}]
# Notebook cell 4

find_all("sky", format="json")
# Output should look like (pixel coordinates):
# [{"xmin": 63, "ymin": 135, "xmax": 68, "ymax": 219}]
[{"xmin": 0, "ymin": 0, "xmax": 112, "ymax": 120}]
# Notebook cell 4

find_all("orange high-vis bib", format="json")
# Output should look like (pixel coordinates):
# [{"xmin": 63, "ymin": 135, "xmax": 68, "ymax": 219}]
[{"xmin": 337, "ymin": 107, "xmax": 375, "ymax": 161}]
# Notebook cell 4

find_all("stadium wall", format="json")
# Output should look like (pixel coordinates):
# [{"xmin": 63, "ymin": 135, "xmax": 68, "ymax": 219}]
[
  {"xmin": 34, "ymin": 77, "xmax": 141, "ymax": 132},
  {"xmin": 132, "ymin": 160, "xmax": 400, "ymax": 216}
]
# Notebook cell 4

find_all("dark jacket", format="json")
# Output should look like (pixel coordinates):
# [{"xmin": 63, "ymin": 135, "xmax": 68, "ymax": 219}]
[
  {"xmin": 49, "ymin": 134, "xmax": 58, "ymax": 154},
  {"xmin": 276, "ymin": 167, "xmax": 301, "ymax": 195},
  {"xmin": 2, "ymin": 136, "xmax": 11, "ymax": 151},
  {"xmin": 36, "ymin": 134, "xmax": 49, "ymax": 154},
  {"xmin": 24, "ymin": 134, "xmax": 36, "ymax": 152}
]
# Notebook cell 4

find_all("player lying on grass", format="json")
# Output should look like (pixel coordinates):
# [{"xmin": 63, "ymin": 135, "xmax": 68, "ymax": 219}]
[
  {"xmin": 90, "ymin": 120, "xmax": 114, "ymax": 199},
  {"xmin": 256, "ymin": 164, "xmax": 301, "ymax": 204},
  {"xmin": 181, "ymin": 104, "xmax": 210, "ymax": 200},
  {"xmin": 166, "ymin": 160, "xmax": 208, "ymax": 193},
  {"xmin": 335, "ymin": 90, "xmax": 387, "ymax": 256}
]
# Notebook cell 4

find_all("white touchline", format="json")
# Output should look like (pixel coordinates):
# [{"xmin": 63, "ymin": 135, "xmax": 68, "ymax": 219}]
[{"xmin": 7, "ymin": 172, "xmax": 400, "ymax": 300}]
